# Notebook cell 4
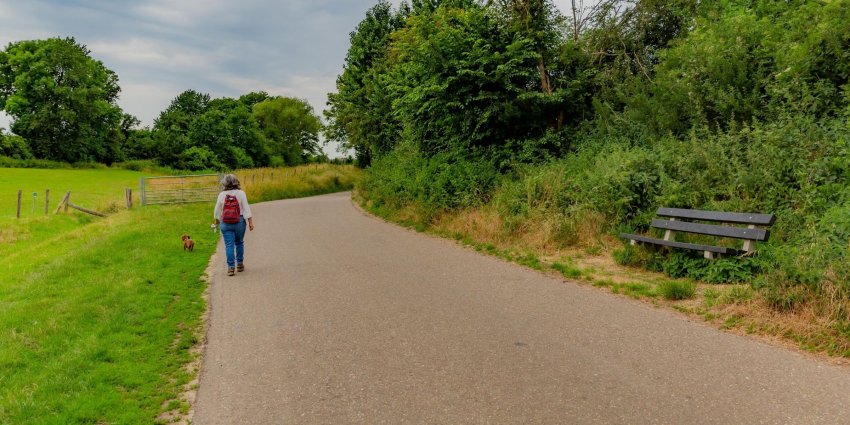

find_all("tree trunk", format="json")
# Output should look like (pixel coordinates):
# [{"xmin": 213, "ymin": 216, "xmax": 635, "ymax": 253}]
[{"xmin": 537, "ymin": 56, "xmax": 553, "ymax": 96}]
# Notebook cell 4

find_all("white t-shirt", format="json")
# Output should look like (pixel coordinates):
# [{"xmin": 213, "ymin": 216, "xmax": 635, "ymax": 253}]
[{"xmin": 214, "ymin": 189, "xmax": 253, "ymax": 221}]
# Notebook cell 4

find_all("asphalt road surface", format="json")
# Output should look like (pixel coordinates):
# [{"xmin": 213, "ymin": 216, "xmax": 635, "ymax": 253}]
[{"xmin": 194, "ymin": 192, "xmax": 850, "ymax": 424}]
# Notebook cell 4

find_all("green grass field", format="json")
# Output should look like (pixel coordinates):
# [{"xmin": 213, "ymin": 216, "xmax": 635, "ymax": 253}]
[
  {"xmin": 0, "ymin": 168, "xmax": 145, "ymax": 218},
  {"xmin": 0, "ymin": 165, "xmax": 360, "ymax": 424}
]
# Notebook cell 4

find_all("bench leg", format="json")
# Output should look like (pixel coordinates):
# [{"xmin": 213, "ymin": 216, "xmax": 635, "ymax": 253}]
[
  {"xmin": 663, "ymin": 218, "xmax": 676, "ymax": 241},
  {"xmin": 704, "ymin": 251, "xmax": 716, "ymax": 260},
  {"xmin": 742, "ymin": 225, "xmax": 757, "ymax": 254},
  {"xmin": 630, "ymin": 239, "xmax": 637, "ymax": 246}
]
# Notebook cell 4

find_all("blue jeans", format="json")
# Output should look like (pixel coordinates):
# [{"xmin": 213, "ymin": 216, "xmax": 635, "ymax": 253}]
[{"xmin": 220, "ymin": 216, "xmax": 246, "ymax": 269}]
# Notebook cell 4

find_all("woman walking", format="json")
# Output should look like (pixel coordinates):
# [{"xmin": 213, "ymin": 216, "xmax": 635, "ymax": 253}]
[{"xmin": 214, "ymin": 174, "xmax": 254, "ymax": 276}]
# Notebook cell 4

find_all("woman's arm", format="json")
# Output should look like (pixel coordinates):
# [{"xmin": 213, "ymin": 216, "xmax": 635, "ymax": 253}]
[
  {"xmin": 213, "ymin": 193, "xmax": 224, "ymax": 221},
  {"xmin": 238, "ymin": 191, "xmax": 253, "ymax": 220}
]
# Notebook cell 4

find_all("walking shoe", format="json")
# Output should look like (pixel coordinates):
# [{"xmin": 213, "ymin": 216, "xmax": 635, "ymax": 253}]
[
  {"xmin": 227, "ymin": 268, "xmax": 235, "ymax": 276},
  {"xmin": 236, "ymin": 263, "xmax": 245, "ymax": 272}
]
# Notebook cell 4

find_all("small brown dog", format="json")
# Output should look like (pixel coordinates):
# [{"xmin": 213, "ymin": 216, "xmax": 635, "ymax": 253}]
[{"xmin": 182, "ymin": 234, "xmax": 195, "ymax": 252}]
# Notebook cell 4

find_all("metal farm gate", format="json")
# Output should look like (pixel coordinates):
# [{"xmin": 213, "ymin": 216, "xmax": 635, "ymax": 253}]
[{"xmin": 139, "ymin": 174, "xmax": 221, "ymax": 205}]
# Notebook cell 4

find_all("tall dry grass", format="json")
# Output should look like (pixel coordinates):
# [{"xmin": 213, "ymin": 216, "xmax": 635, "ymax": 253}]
[{"xmin": 236, "ymin": 164, "xmax": 361, "ymax": 203}]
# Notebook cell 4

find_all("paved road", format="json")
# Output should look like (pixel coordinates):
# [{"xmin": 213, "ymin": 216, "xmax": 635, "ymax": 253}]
[{"xmin": 194, "ymin": 192, "xmax": 850, "ymax": 424}]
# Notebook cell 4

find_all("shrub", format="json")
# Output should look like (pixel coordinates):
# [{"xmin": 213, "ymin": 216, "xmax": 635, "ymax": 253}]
[
  {"xmin": 0, "ymin": 156, "xmax": 107, "ymax": 169},
  {"xmin": 658, "ymin": 280, "xmax": 696, "ymax": 301},
  {"xmin": 360, "ymin": 144, "xmax": 499, "ymax": 215},
  {"xmin": 113, "ymin": 160, "xmax": 150, "ymax": 171},
  {"xmin": 0, "ymin": 156, "xmax": 67, "ymax": 169},
  {"xmin": 564, "ymin": 144, "xmax": 664, "ymax": 224},
  {"xmin": 177, "ymin": 146, "xmax": 223, "ymax": 171},
  {"xmin": 358, "ymin": 142, "xmax": 426, "ymax": 208},
  {"xmin": 416, "ymin": 153, "xmax": 499, "ymax": 211},
  {"xmin": 0, "ymin": 134, "xmax": 32, "ymax": 159},
  {"xmin": 228, "ymin": 146, "xmax": 255, "ymax": 169}
]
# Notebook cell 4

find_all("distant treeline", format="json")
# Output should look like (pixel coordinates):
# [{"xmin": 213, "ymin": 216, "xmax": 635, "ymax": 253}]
[
  {"xmin": 330, "ymin": 0, "xmax": 850, "ymax": 317},
  {"xmin": 0, "ymin": 38, "xmax": 330, "ymax": 170}
]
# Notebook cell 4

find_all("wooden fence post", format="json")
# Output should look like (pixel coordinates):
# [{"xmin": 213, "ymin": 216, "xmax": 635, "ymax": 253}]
[
  {"xmin": 45, "ymin": 189, "xmax": 50, "ymax": 215},
  {"xmin": 125, "ymin": 188, "xmax": 133, "ymax": 209},
  {"xmin": 139, "ymin": 177, "xmax": 146, "ymax": 206},
  {"xmin": 55, "ymin": 191, "xmax": 70, "ymax": 214},
  {"xmin": 16, "ymin": 189, "xmax": 22, "ymax": 218}
]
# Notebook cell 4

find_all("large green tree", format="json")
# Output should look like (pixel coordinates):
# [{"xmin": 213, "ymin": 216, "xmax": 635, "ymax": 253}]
[
  {"xmin": 189, "ymin": 97, "xmax": 268, "ymax": 169},
  {"xmin": 327, "ymin": 0, "xmax": 593, "ymax": 165},
  {"xmin": 387, "ymin": 2, "xmax": 554, "ymax": 162},
  {"xmin": 151, "ymin": 90, "xmax": 210, "ymax": 166},
  {"xmin": 0, "ymin": 37, "xmax": 123, "ymax": 163},
  {"xmin": 253, "ymin": 97, "xmax": 321, "ymax": 166},
  {"xmin": 151, "ymin": 90, "xmax": 272, "ymax": 170}
]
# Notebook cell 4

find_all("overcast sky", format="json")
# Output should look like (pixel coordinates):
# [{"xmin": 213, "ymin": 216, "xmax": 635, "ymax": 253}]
[{"xmin": 0, "ymin": 0, "xmax": 578, "ymax": 154}]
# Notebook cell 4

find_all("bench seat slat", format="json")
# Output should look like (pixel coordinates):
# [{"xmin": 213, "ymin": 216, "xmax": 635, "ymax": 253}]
[
  {"xmin": 651, "ymin": 219, "xmax": 770, "ymax": 241},
  {"xmin": 619, "ymin": 233, "xmax": 740, "ymax": 255},
  {"xmin": 656, "ymin": 208, "xmax": 775, "ymax": 225}
]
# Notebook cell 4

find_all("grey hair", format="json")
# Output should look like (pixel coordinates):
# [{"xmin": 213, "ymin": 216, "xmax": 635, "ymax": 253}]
[{"xmin": 221, "ymin": 174, "xmax": 241, "ymax": 191}]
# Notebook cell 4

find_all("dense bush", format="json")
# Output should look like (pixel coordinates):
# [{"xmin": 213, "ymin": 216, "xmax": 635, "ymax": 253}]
[
  {"xmin": 0, "ymin": 133, "xmax": 32, "ymax": 159},
  {"xmin": 176, "ymin": 146, "xmax": 223, "ymax": 172},
  {"xmin": 360, "ymin": 143, "xmax": 499, "ymax": 215},
  {"xmin": 0, "ymin": 156, "xmax": 107, "ymax": 169}
]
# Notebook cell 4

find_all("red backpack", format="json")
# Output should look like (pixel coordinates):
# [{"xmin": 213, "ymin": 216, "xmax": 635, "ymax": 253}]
[{"xmin": 222, "ymin": 194, "xmax": 241, "ymax": 224}]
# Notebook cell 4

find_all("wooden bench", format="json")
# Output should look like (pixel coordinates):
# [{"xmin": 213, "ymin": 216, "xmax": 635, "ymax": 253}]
[{"xmin": 620, "ymin": 208, "xmax": 776, "ymax": 259}]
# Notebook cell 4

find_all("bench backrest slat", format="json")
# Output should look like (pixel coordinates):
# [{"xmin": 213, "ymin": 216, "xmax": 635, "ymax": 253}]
[
  {"xmin": 651, "ymin": 219, "xmax": 770, "ymax": 241},
  {"xmin": 656, "ymin": 208, "xmax": 776, "ymax": 225}
]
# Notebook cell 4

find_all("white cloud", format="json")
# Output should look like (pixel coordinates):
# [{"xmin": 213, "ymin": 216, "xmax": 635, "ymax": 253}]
[
  {"xmin": 89, "ymin": 38, "xmax": 172, "ymax": 67},
  {"xmin": 118, "ymin": 82, "xmax": 185, "ymax": 127},
  {"xmin": 89, "ymin": 37, "xmax": 219, "ymax": 71},
  {"xmin": 132, "ymin": 4, "xmax": 194, "ymax": 27},
  {"xmin": 0, "ymin": 112, "xmax": 10, "ymax": 132}
]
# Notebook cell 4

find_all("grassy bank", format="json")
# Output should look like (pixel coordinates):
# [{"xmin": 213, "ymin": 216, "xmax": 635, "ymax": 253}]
[
  {"xmin": 0, "ymin": 204, "xmax": 213, "ymax": 424},
  {"xmin": 0, "ymin": 164, "xmax": 359, "ymax": 424}
]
